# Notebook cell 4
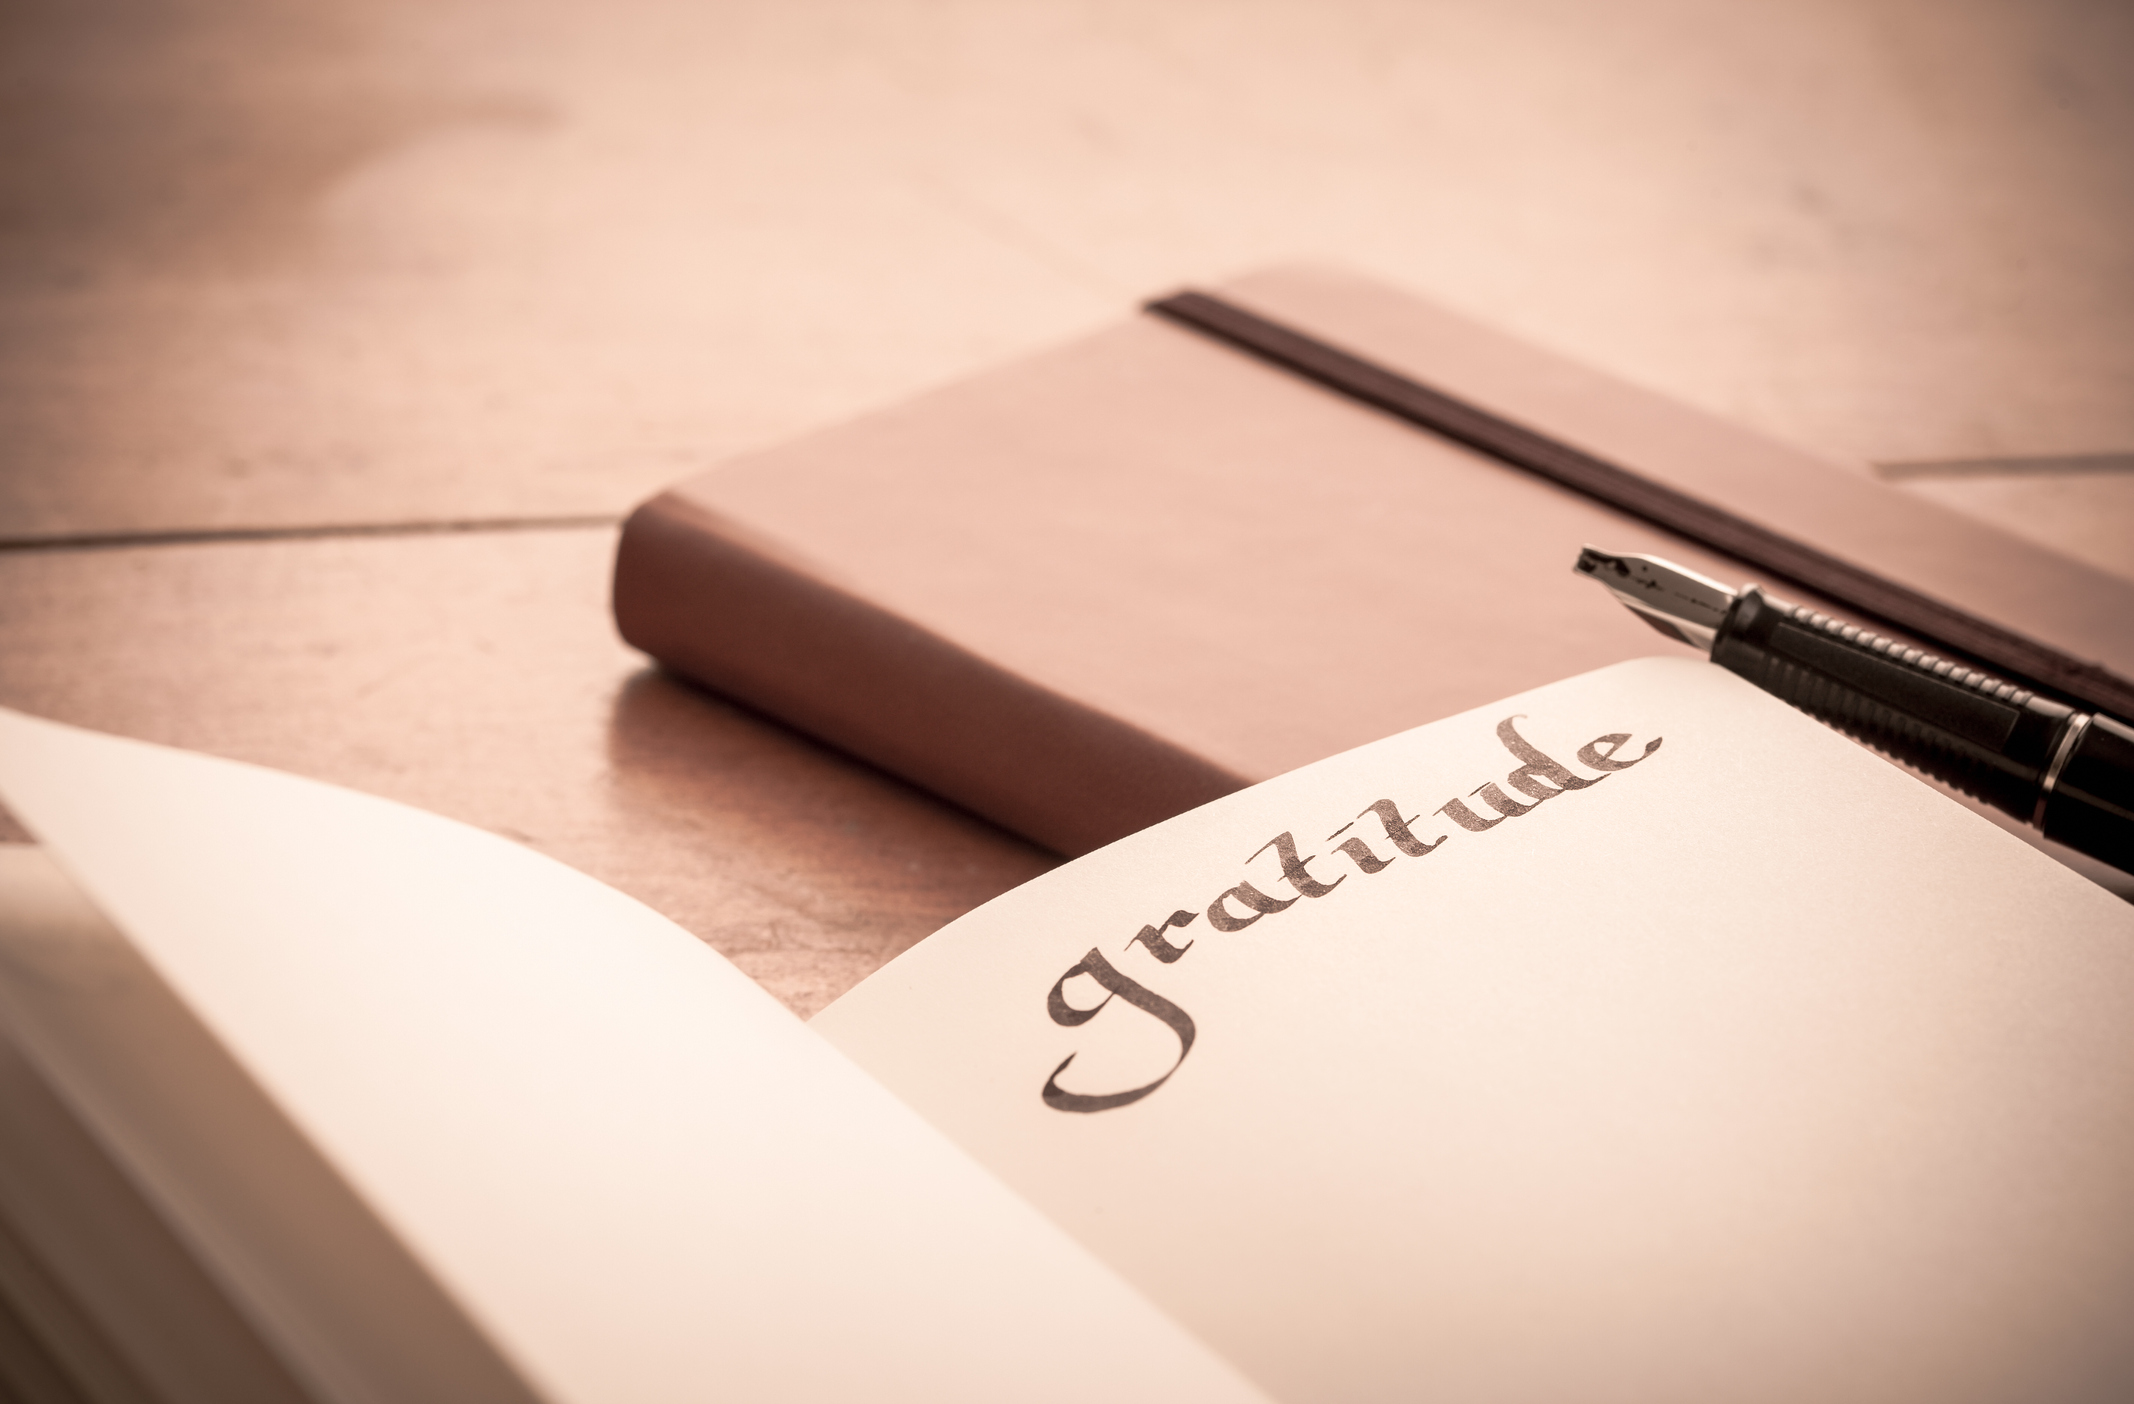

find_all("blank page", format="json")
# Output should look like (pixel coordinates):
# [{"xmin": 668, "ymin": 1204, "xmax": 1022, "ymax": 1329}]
[{"xmin": 0, "ymin": 709, "xmax": 1268, "ymax": 1404}]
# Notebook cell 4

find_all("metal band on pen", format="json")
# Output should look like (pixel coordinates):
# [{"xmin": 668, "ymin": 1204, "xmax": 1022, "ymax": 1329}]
[{"xmin": 2033, "ymin": 713, "xmax": 2093, "ymax": 828}]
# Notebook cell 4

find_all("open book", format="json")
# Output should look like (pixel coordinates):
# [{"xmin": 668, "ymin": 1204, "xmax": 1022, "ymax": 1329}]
[{"xmin": 4, "ymin": 658, "xmax": 2131, "ymax": 1404}]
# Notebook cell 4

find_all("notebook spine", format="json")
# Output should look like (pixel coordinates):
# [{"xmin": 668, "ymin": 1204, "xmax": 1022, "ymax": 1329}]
[{"xmin": 611, "ymin": 493, "xmax": 1247, "ymax": 856}]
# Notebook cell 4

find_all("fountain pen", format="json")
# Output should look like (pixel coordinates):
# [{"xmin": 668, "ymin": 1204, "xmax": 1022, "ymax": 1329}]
[{"xmin": 1574, "ymin": 546, "xmax": 2134, "ymax": 876}]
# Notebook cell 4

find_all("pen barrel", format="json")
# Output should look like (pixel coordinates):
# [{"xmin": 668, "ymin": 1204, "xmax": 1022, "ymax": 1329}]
[{"xmin": 1710, "ymin": 588, "xmax": 2076, "ymax": 824}]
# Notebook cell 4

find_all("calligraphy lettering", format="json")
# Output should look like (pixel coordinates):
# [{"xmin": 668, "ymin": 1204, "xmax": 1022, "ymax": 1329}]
[
  {"xmin": 1435, "ymin": 796, "xmax": 1503, "ymax": 832},
  {"xmin": 1471, "ymin": 782, "xmax": 1537, "ymax": 819},
  {"xmin": 1498, "ymin": 716, "xmax": 1602, "ymax": 802},
  {"xmin": 1579, "ymin": 732, "xmax": 1665, "ymax": 771},
  {"xmin": 1126, "ymin": 909, "xmax": 1199, "ymax": 963},
  {"xmin": 1326, "ymin": 828, "xmax": 1394, "ymax": 873},
  {"xmin": 1247, "ymin": 831, "xmax": 1345, "ymax": 898},
  {"xmin": 1206, "ymin": 881, "xmax": 1298, "ymax": 931},
  {"xmin": 1042, "ymin": 948, "xmax": 1197, "ymax": 1113},
  {"xmin": 1039, "ymin": 712, "xmax": 1665, "ymax": 1112},
  {"xmin": 1360, "ymin": 799, "xmax": 1444, "ymax": 857}
]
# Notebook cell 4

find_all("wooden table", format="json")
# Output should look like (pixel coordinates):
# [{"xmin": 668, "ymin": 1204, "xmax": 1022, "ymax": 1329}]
[{"xmin": 4, "ymin": 0, "xmax": 2129, "ymax": 1015}]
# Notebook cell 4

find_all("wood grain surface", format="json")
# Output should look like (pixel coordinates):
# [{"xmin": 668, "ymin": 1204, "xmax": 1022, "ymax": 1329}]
[
  {"xmin": 0, "ymin": 530, "xmax": 1054, "ymax": 1015},
  {"xmin": 2, "ymin": 0, "xmax": 2128, "ymax": 1012}
]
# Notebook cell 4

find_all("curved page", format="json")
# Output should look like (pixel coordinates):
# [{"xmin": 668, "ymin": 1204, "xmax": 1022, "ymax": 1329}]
[
  {"xmin": 0, "ymin": 709, "xmax": 1269, "ymax": 1404},
  {"xmin": 814, "ymin": 657, "xmax": 2134, "ymax": 1404}
]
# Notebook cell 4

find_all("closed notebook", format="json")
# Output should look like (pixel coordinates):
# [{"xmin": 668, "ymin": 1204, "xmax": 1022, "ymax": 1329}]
[{"xmin": 612, "ymin": 264, "xmax": 2134, "ymax": 856}]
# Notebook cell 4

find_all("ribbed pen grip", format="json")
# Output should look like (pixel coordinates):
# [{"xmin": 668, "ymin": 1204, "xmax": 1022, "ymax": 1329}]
[{"xmin": 1710, "ymin": 588, "xmax": 2076, "ymax": 821}]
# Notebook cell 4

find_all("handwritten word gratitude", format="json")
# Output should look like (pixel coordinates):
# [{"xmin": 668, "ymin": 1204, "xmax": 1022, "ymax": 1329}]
[{"xmin": 1040, "ymin": 716, "xmax": 1663, "ymax": 1113}]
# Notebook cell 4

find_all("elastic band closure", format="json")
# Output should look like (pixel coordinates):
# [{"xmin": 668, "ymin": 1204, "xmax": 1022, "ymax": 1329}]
[{"xmin": 1147, "ymin": 289, "xmax": 2134, "ymax": 724}]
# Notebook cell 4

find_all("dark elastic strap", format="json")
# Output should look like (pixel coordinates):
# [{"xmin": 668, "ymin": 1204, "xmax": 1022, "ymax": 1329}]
[{"xmin": 1147, "ymin": 289, "xmax": 2134, "ymax": 723}]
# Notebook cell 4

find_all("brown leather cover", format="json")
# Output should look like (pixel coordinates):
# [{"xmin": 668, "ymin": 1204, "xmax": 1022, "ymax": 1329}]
[{"xmin": 614, "ymin": 265, "xmax": 2134, "ymax": 855}]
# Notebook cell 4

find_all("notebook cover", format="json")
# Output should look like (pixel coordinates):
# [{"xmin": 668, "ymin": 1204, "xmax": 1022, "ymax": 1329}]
[{"xmin": 613, "ymin": 264, "xmax": 2134, "ymax": 855}]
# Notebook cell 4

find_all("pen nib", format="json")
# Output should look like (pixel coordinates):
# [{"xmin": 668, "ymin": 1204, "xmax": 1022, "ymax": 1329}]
[{"xmin": 1573, "ymin": 547, "xmax": 1738, "ymax": 653}]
